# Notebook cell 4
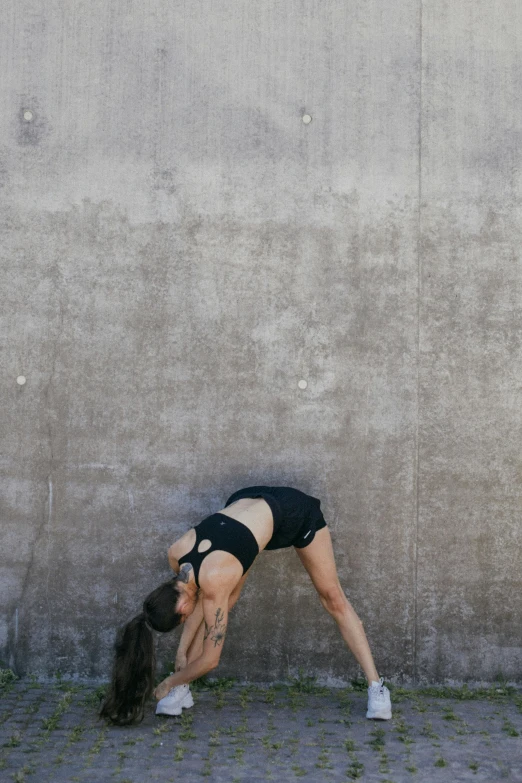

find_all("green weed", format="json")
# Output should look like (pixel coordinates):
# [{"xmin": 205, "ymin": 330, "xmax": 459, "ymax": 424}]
[
  {"xmin": 442, "ymin": 707, "xmax": 458, "ymax": 721},
  {"xmin": 191, "ymin": 676, "xmax": 236, "ymax": 692},
  {"xmin": 179, "ymin": 711, "xmax": 196, "ymax": 741},
  {"xmin": 41, "ymin": 691, "xmax": 73, "ymax": 732},
  {"xmin": 288, "ymin": 670, "xmax": 329, "ymax": 695},
  {"xmin": 394, "ymin": 717, "xmax": 415, "ymax": 745},
  {"xmin": 209, "ymin": 730, "xmax": 221, "ymax": 746},
  {"xmin": 153, "ymin": 722, "xmax": 171, "ymax": 736},
  {"xmin": 68, "ymin": 725, "xmax": 84, "ymax": 743},
  {"xmin": 83, "ymin": 684, "xmax": 107, "ymax": 708},
  {"xmin": 233, "ymin": 747, "xmax": 244, "ymax": 764},
  {"xmin": 0, "ymin": 668, "xmax": 17, "ymax": 689},
  {"xmin": 502, "ymin": 719, "xmax": 519, "ymax": 737},
  {"xmin": 239, "ymin": 686, "xmax": 254, "ymax": 708},
  {"xmin": 420, "ymin": 721, "xmax": 439, "ymax": 740},
  {"xmin": 368, "ymin": 727, "xmax": 385, "ymax": 751},
  {"xmin": 84, "ymin": 728, "xmax": 107, "ymax": 766},
  {"xmin": 26, "ymin": 675, "xmax": 40, "ymax": 690},
  {"xmin": 315, "ymin": 747, "xmax": 332, "ymax": 769},
  {"xmin": 346, "ymin": 759, "xmax": 364, "ymax": 779},
  {"xmin": 378, "ymin": 751, "xmax": 390, "ymax": 774},
  {"xmin": 338, "ymin": 689, "xmax": 353, "ymax": 711},
  {"xmin": 4, "ymin": 732, "xmax": 22, "ymax": 748},
  {"xmin": 201, "ymin": 747, "xmax": 214, "ymax": 777},
  {"xmin": 264, "ymin": 688, "xmax": 276, "ymax": 704}
]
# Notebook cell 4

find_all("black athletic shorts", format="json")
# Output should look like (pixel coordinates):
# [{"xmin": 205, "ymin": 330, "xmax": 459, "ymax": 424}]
[{"xmin": 224, "ymin": 485, "xmax": 327, "ymax": 550}]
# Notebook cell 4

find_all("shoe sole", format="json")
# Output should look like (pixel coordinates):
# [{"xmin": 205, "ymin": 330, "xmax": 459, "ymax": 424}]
[
  {"xmin": 366, "ymin": 710, "xmax": 392, "ymax": 720},
  {"xmin": 156, "ymin": 696, "xmax": 194, "ymax": 716}
]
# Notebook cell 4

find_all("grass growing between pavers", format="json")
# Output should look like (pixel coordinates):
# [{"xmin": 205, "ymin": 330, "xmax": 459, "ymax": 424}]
[{"xmin": 0, "ymin": 670, "xmax": 521, "ymax": 782}]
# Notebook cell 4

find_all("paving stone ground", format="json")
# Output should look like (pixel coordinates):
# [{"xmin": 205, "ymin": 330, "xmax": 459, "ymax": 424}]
[{"xmin": 0, "ymin": 678, "xmax": 521, "ymax": 783}]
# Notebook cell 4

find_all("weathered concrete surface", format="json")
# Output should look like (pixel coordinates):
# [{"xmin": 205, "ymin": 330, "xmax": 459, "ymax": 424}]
[
  {"xmin": 0, "ymin": 0, "xmax": 521, "ymax": 683},
  {"xmin": 0, "ymin": 679, "xmax": 521, "ymax": 783},
  {"xmin": 416, "ymin": 1, "xmax": 522, "ymax": 683}
]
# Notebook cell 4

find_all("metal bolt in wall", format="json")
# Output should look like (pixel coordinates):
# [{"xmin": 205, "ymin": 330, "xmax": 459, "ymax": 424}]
[
  {"xmin": 23, "ymin": 110, "xmax": 33, "ymax": 121},
  {"xmin": 17, "ymin": 376, "xmax": 27, "ymax": 385},
  {"xmin": 302, "ymin": 114, "xmax": 312, "ymax": 124},
  {"xmin": 298, "ymin": 379, "xmax": 308, "ymax": 389}
]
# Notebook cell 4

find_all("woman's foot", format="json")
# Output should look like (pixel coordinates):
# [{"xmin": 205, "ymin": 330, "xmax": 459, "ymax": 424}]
[
  {"xmin": 366, "ymin": 677, "xmax": 392, "ymax": 720},
  {"xmin": 155, "ymin": 684, "xmax": 194, "ymax": 716}
]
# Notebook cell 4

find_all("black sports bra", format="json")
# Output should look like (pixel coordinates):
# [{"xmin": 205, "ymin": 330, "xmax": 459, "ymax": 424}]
[{"xmin": 177, "ymin": 513, "xmax": 260, "ymax": 588}]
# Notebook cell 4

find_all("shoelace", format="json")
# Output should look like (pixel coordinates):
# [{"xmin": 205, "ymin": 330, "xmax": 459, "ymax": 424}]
[
  {"xmin": 166, "ymin": 685, "xmax": 185, "ymax": 697},
  {"xmin": 370, "ymin": 679, "xmax": 386, "ymax": 699}
]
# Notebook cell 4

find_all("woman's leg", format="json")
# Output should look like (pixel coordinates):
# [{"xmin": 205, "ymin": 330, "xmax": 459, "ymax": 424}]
[{"xmin": 295, "ymin": 526, "xmax": 380, "ymax": 684}]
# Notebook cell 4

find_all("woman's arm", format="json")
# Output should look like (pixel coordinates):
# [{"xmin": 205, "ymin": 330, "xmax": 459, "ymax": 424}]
[
  {"xmin": 167, "ymin": 547, "xmax": 201, "ymax": 668},
  {"xmin": 154, "ymin": 591, "xmax": 229, "ymax": 698},
  {"xmin": 176, "ymin": 570, "xmax": 248, "ymax": 669},
  {"xmin": 174, "ymin": 595, "xmax": 204, "ymax": 669}
]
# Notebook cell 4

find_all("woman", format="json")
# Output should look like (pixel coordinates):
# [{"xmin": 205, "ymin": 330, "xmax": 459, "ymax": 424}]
[{"xmin": 100, "ymin": 485, "xmax": 392, "ymax": 725}]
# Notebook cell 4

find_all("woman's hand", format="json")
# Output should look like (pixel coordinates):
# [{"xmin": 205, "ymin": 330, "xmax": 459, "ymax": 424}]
[
  {"xmin": 154, "ymin": 677, "xmax": 174, "ymax": 701},
  {"xmin": 175, "ymin": 654, "xmax": 187, "ymax": 672}
]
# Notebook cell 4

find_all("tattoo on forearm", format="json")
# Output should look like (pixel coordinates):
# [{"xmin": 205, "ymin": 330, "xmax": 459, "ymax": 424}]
[
  {"xmin": 178, "ymin": 563, "xmax": 193, "ymax": 583},
  {"xmin": 204, "ymin": 608, "xmax": 227, "ymax": 647}
]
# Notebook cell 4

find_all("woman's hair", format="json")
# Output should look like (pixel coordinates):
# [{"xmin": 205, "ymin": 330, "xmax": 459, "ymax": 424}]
[{"xmin": 99, "ymin": 576, "xmax": 183, "ymax": 725}]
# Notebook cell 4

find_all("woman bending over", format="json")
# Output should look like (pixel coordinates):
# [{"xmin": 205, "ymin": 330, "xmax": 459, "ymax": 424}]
[{"xmin": 100, "ymin": 485, "xmax": 392, "ymax": 725}]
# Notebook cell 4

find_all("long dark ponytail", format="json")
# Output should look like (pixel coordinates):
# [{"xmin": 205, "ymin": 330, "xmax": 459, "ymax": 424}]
[{"xmin": 99, "ymin": 577, "xmax": 183, "ymax": 725}]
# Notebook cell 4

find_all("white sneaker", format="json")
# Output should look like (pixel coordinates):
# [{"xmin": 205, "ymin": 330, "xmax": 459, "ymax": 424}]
[
  {"xmin": 366, "ymin": 677, "xmax": 392, "ymax": 720},
  {"xmin": 155, "ymin": 684, "xmax": 194, "ymax": 716}
]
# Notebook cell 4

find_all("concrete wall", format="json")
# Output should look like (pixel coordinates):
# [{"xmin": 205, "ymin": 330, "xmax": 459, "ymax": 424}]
[{"xmin": 1, "ymin": 0, "xmax": 521, "ymax": 684}]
